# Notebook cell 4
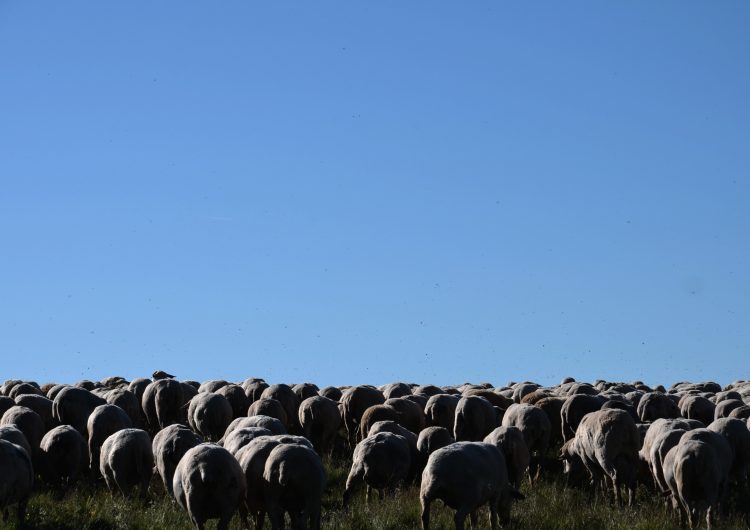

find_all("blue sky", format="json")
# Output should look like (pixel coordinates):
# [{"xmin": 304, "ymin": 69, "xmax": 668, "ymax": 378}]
[{"xmin": 1, "ymin": 2, "xmax": 748, "ymax": 387}]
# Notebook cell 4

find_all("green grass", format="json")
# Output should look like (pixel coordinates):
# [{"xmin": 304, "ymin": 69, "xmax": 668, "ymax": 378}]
[{"xmin": 3, "ymin": 456, "xmax": 748, "ymax": 530}]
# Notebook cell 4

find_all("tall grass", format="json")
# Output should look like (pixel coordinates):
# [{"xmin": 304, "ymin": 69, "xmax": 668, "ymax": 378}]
[{"xmin": 2, "ymin": 455, "xmax": 748, "ymax": 530}]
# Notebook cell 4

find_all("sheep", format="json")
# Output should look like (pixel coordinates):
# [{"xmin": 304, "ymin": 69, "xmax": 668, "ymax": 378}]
[
  {"xmin": 714, "ymin": 399, "xmax": 744, "ymax": 420},
  {"xmin": 382, "ymin": 382, "xmax": 413, "ymax": 399},
  {"xmin": 99, "ymin": 428, "xmax": 153, "ymax": 499},
  {"xmin": 173, "ymin": 443, "xmax": 246, "ymax": 530},
  {"xmin": 535, "ymin": 396, "xmax": 566, "ymax": 447},
  {"xmin": 14, "ymin": 394, "xmax": 56, "ymax": 432},
  {"xmin": 38, "ymin": 424, "xmax": 87, "ymax": 486},
  {"xmin": 222, "ymin": 415, "xmax": 286, "ymax": 443},
  {"xmin": 235, "ymin": 435, "xmax": 312, "ymax": 529},
  {"xmin": 198, "ymin": 379, "xmax": 229, "ymax": 393},
  {"xmin": 1, "ymin": 405, "xmax": 44, "ymax": 458},
  {"xmin": 0, "ymin": 425, "xmax": 32, "ymax": 458},
  {"xmin": 648, "ymin": 427, "xmax": 686, "ymax": 495},
  {"xmin": 292, "ymin": 383, "xmax": 320, "ymax": 402},
  {"xmin": 417, "ymin": 426, "xmax": 454, "ymax": 460},
  {"xmin": 340, "ymin": 385, "xmax": 386, "ymax": 448},
  {"xmin": 152, "ymin": 423, "xmax": 203, "ymax": 497},
  {"xmin": 0, "ymin": 396, "xmax": 15, "ymax": 419},
  {"xmin": 187, "ymin": 392, "xmax": 233, "ymax": 442},
  {"xmin": 248, "ymin": 398, "xmax": 288, "ymax": 427},
  {"xmin": 561, "ymin": 408, "xmax": 640, "ymax": 505},
  {"xmin": 501, "ymin": 403, "xmax": 550, "ymax": 483},
  {"xmin": 298, "ymin": 395, "xmax": 341, "ymax": 455},
  {"xmin": 484, "ymin": 426, "xmax": 530, "ymax": 490},
  {"xmin": 679, "ymin": 395, "xmax": 716, "ymax": 427},
  {"xmin": 454, "ymin": 396, "xmax": 497, "ymax": 442},
  {"xmin": 385, "ymin": 397, "xmax": 426, "ymax": 434},
  {"xmin": 87, "ymin": 404, "xmax": 133, "ymax": 475},
  {"xmin": 0, "ymin": 439, "xmax": 33, "ymax": 526},
  {"xmin": 8, "ymin": 383, "xmax": 43, "ymax": 400},
  {"xmin": 243, "ymin": 379, "xmax": 269, "ymax": 403},
  {"xmin": 318, "ymin": 386, "xmax": 343, "ymax": 402},
  {"xmin": 359, "ymin": 404, "xmax": 399, "ymax": 442},
  {"xmin": 670, "ymin": 430, "xmax": 733, "ymax": 530},
  {"xmin": 105, "ymin": 387, "xmax": 143, "ymax": 427},
  {"xmin": 216, "ymin": 384, "xmax": 250, "ymax": 420},
  {"xmin": 343, "ymin": 431, "xmax": 412, "ymax": 506},
  {"xmin": 222, "ymin": 427, "xmax": 273, "ymax": 456},
  {"xmin": 707, "ymin": 417, "xmax": 750, "ymax": 483},
  {"xmin": 261, "ymin": 384, "xmax": 301, "ymax": 433},
  {"xmin": 637, "ymin": 392, "xmax": 680, "ymax": 423},
  {"xmin": 425, "ymin": 394, "xmax": 460, "ymax": 431},
  {"xmin": 52, "ymin": 386, "xmax": 106, "ymax": 436},
  {"xmin": 141, "ymin": 378, "xmax": 184, "ymax": 432},
  {"xmin": 560, "ymin": 394, "xmax": 604, "ymax": 442},
  {"xmin": 368, "ymin": 420, "xmax": 421, "ymax": 481},
  {"xmin": 263, "ymin": 443, "xmax": 326, "ymax": 530},
  {"xmin": 420, "ymin": 441, "xmax": 522, "ymax": 530}
]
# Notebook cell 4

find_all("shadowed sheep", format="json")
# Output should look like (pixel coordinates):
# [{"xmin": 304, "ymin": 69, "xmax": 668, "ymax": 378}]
[
  {"xmin": 340, "ymin": 386, "xmax": 386, "ymax": 448},
  {"xmin": 501, "ymin": 404, "xmax": 550, "ymax": 483},
  {"xmin": 561, "ymin": 394, "xmax": 604, "ymax": 442},
  {"xmin": 385, "ymin": 397, "xmax": 425, "ymax": 434},
  {"xmin": 669, "ymin": 429, "xmax": 733, "ymax": 530},
  {"xmin": 0, "ymin": 425, "xmax": 31, "ymax": 458},
  {"xmin": 216, "ymin": 384, "xmax": 250, "ymax": 420},
  {"xmin": 99, "ymin": 428, "xmax": 153, "ymax": 499},
  {"xmin": 343, "ymin": 431, "xmax": 412, "ymax": 506},
  {"xmin": 87, "ymin": 404, "xmax": 133, "ymax": 475},
  {"xmin": 707, "ymin": 418, "xmax": 750, "ymax": 483},
  {"xmin": 223, "ymin": 427, "xmax": 273, "ymax": 456},
  {"xmin": 298, "ymin": 395, "xmax": 341, "ymax": 455},
  {"xmin": 425, "ymin": 394, "xmax": 460, "ymax": 431},
  {"xmin": 418, "ymin": 426, "xmax": 454, "ymax": 462},
  {"xmin": 52, "ymin": 386, "xmax": 106, "ymax": 436},
  {"xmin": 454, "ymin": 396, "xmax": 497, "ymax": 442},
  {"xmin": 1, "ymin": 406, "xmax": 44, "ymax": 458},
  {"xmin": 261, "ymin": 384, "xmax": 301, "ymax": 433},
  {"xmin": 248, "ymin": 398, "xmax": 288, "ymax": 427},
  {"xmin": 187, "ymin": 392, "xmax": 233, "ymax": 442},
  {"xmin": 263, "ymin": 443, "xmax": 326, "ymax": 530},
  {"xmin": 174, "ymin": 443, "xmax": 246, "ymax": 530},
  {"xmin": 142, "ymin": 379, "xmax": 184, "ymax": 432},
  {"xmin": 420, "ymin": 441, "xmax": 522, "ymax": 530},
  {"xmin": 484, "ymin": 426, "xmax": 530, "ymax": 489},
  {"xmin": 679, "ymin": 395, "xmax": 716, "ymax": 427},
  {"xmin": 561, "ymin": 409, "xmax": 640, "ymax": 505},
  {"xmin": 0, "ymin": 438, "xmax": 33, "ymax": 526},
  {"xmin": 236, "ymin": 435, "xmax": 312, "ymax": 530},
  {"xmin": 637, "ymin": 392, "xmax": 680, "ymax": 423},
  {"xmin": 152, "ymin": 424, "xmax": 203, "ymax": 497},
  {"xmin": 222, "ymin": 415, "xmax": 286, "ymax": 444},
  {"xmin": 38, "ymin": 425, "xmax": 87, "ymax": 486}
]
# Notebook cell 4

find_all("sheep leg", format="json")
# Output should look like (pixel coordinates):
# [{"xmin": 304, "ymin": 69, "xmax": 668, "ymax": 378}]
[
  {"xmin": 309, "ymin": 502, "xmax": 321, "ymax": 530},
  {"xmin": 420, "ymin": 495, "xmax": 431, "ymax": 530},
  {"xmin": 16, "ymin": 498, "xmax": 28, "ymax": 526},
  {"xmin": 268, "ymin": 506, "xmax": 285, "ymax": 530},
  {"xmin": 469, "ymin": 509, "xmax": 478, "ymax": 529},
  {"xmin": 453, "ymin": 506, "xmax": 470, "ymax": 530},
  {"xmin": 254, "ymin": 511, "xmax": 266, "ymax": 530},
  {"xmin": 488, "ymin": 499, "xmax": 499, "ymax": 530},
  {"xmin": 217, "ymin": 515, "xmax": 232, "ymax": 530}
]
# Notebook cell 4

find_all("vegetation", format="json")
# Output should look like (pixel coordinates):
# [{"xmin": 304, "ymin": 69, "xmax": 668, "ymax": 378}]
[{"xmin": 3, "ymin": 454, "xmax": 748, "ymax": 530}]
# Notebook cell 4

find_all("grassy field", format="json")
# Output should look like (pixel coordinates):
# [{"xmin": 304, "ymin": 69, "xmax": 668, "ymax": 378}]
[{"xmin": 3, "ymin": 454, "xmax": 749, "ymax": 530}]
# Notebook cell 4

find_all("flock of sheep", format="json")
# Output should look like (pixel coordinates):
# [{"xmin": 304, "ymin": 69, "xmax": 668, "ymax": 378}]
[{"xmin": 1, "ymin": 373, "xmax": 749, "ymax": 529}]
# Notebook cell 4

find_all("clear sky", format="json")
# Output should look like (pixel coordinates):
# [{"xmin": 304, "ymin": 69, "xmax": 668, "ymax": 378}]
[{"xmin": 1, "ymin": 2, "xmax": 748, "ymax": 388}]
